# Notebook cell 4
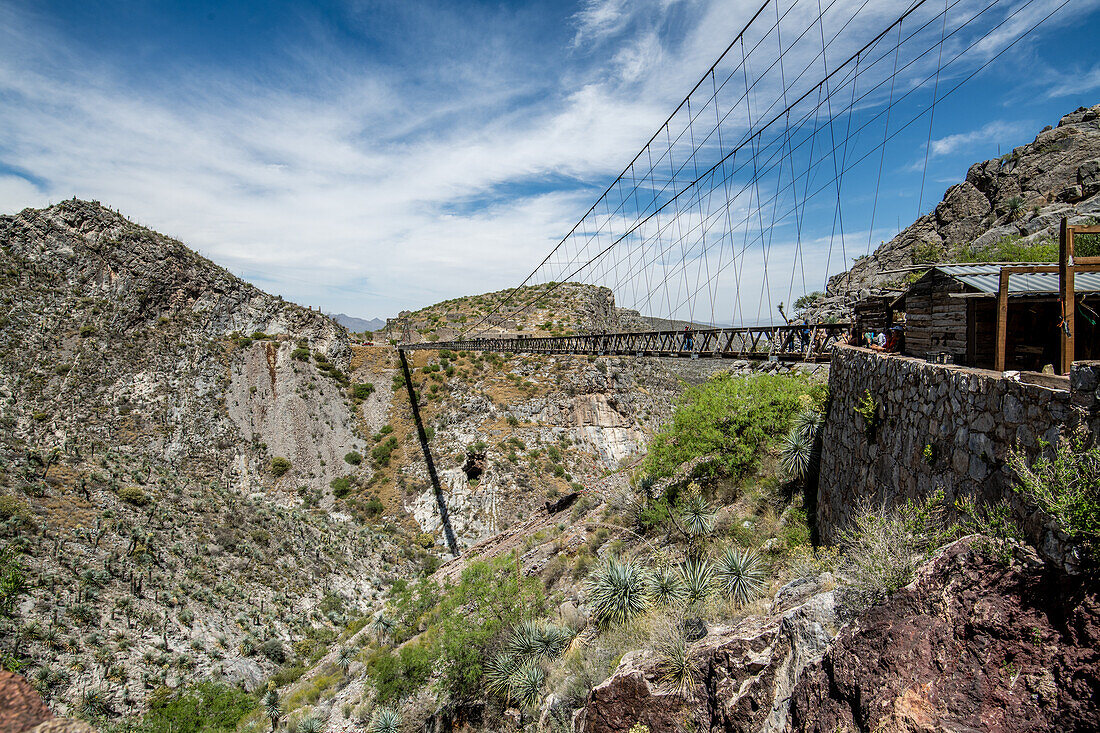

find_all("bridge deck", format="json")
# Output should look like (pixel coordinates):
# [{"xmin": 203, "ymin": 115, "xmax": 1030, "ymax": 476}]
[{"xmin": 400, "ymin": 323, "xmax": 850, "ymax": 361}]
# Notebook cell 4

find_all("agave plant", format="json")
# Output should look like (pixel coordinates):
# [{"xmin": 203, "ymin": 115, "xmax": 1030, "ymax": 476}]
[
  {"xmin": 679, "ymin": 491, "xmax": 716, "ymax": 539},
  {"xmin": 510, "ymin": 659, "xmax": 547, "ymax": 707},
  {"xmin": 780, "ymin": 429, "xmax": 814, "ymax": 480},
  {"xmin": 369, "ymin": 706, "xmax": 402, "ymax": 733},
  {"xmin": 677, "ymin": 557, "xmax": 713, "ymax": 604},
  {"xmin": 368, "ymin": 612, "xmax": 395, "ymax": 643},
  {"xmin": 336, "ymin": 645, "xmax": 354, "ymax": 673},
  {"xmin": 263, "ymin": 688, "xmax": 282, "ymax": 731},
  {"xmin": 793, "ymin": 408, "xmax": 823, "ymax": 441},
  {"xmin": 587, "ymin": 556, "xmax": 652, "ymax": 626},
  {"xmin": 715, "ymin": 546, "xmax": 766, "ymax": 606},
  {"xmin": 654, "ymin": 632, "xmax": 695, "ymax": 696},
  {"xmin": 650, "ymin": 566, "xmax": 688, "ymax": 607},
  {"xmin": 297, "ymin": 715, "xmax": 324, "ymax": 733}
]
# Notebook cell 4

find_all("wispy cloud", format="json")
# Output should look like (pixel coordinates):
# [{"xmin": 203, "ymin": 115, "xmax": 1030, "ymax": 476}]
[{"xmin": 929, "ymin": 120, "xmax": 1034, "ymax": 157}]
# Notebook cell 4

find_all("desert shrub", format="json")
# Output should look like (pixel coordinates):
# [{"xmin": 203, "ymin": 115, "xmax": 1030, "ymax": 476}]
[
  {"xmin": 0, "ymin": 496, "xmax": 33, "ymax": 526},
  {"xmin": 1007, "ymin": 437, "xmax": 1100, "ymax": 562},
  {"xmin": 260, "ymin": 638, "xmax": 286, "ymax": 664},
  {"xmin": 138, "ymin": 681, "xmax": 255, "ymax": 732},
  {"xmin": 118, "ymin": 486, "xmax": 149, "ymax": 506},
  {"xmin": 644, "ymin": 373, "xmax": 821, "ymax": 479},
  {"xmin": 0, "ymin": 547, "xmax": 29, "ymax": 621},
  {"xmin": 271, "ymin": 457, "xmax": 291, "ymax": 477},
  {"xmin": 363, "ymin": 496, "xmax": 384, "ymax": 517},
  {"xmin": 367, "ymin": 642, "xmax": 435, "ymax": 704},
  {"xmin": 291, "ymin": 347, "xmax": 310, "ymax": 361},
  {"xmin": 353, "ymin": 382, "xmax": 375, "ymax": 400},
  {"xmin": 950, "ymin": 234, "xmax": 1057, "ymax": 263},
  {"xmin": 371, "ymin": 437, "xmax": 398, "ymax": 467},
  {"xmin": 345, "ymin": 451, "xmax": 362, "ymax": 465},
  {"xmin": 839, "ymin": 489, "xmax": 954, "ymax": 607},
  {"xmin": 330, "ymin": 477, "xmax": 352, "ymax": 498}
]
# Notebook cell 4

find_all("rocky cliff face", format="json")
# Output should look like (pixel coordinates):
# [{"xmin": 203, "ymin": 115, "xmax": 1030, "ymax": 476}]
[
  {"xmin": 0, "ymin": 201, "xmax": 417, "ymax": 718},
  {"xmin": 791, "ymin": 538, "xmax": 1100, "ymax": 732},
  {"xmin": 815, "ymin": 103, "xmax": 1100, "ymax": 318},
  {"xmin": 573, "ymin": 539, "xmax": 1099, "ymax": 733}
]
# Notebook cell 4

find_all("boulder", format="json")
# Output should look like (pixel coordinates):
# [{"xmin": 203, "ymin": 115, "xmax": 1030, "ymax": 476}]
[
  {"xmin": 575, "ymin": 586, "xmax": 838, "ymax": 733},
  {"xmin": 791, "ymin": 538, "xmax": 1100, "ymax": 732},
  {"xmin": 0, "ymin": 671, "xmax": 95, "ymax": 733}
]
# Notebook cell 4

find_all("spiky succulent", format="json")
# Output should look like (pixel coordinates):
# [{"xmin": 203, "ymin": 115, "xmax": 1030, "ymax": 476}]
[
  {"xmin": 649, "ymin": 566, "xmax": 688, "ymax": 607},
  {"xmin": 780, "ymin": 429, "xmax": 814, "ymax": 480},
  {"xmin": 297, "ymin": 715, "xmax": 324, "ymax": 733},
  {"xmin": 484, "ymin": 650, "xmax": 521, "ymax": 696},
  {"xmin": 678, "ymin": 557, "xmax": 713, "ymax": 604},
  {"xmin": 679, "ymin": 492, "xmax": 716, "ymax": 538},
  {"xmin": 336, "ymin": 645, "xmax": 354, "ymax": 673},
  {"xmin": 510, "ymin": 659, "xmax": 547, "ymax": 707},
  {"xmin": 263, "ymin": 688, "xmax": 282, "ymax": 727},
  {"xmin": 715, "ymin": 546, "xmax": 766, "ymax": 606},
  {"xmin": 793, "ymin": 408, "xmax": 823, "ymax": 441},
  {"xmin": 79, "ymin": 689, "xmax": 108, "ymax": 718},
  {"xmin": 654, "ymin": 633, "xmax": 695, "ymax": 696},
  {"xmin": 369, "ymin": 706, "xmax": 402, "ymax": 733},
  {"xmin": 587, "ymin": 556, "xmax": 652, "ymax": 626}
]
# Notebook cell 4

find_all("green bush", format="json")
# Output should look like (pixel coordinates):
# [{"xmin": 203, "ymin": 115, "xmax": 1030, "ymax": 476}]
[
  {"xmin": 363, "ymin": 496, "xmax": 384, "ymax": 517},
  {"xmin": 372, "ymin": 437, "xmax": 399, "ymax": 467},
  {"xmin": 643, "ymin": 373, "xmax": 820, "ymax": 478},
  {"xmin": 0, "ymin": 496, "xmax": 33, "ymax": 525},
  {"xmin": 291, "ymin": 347, "xmax": 310, "ymax": 361},
  {"xmin": 1008, "ymin": 438, "xmax": 1100, "ymax": 562},
  {"xmin": 118, "ymin": 486, "xmax": 149, "ymax": 506},
  {"xmin": 367, "ymin": 642, "xmax": 435, "ymax": 704},
  {"xmin": 353, "ymin": 382, "xmax": 375, "ymax": 400},
  {"xmin": 271, "ymin": 457, "xmax": 291, "ymax": 477},
  {"xmin": 344, "ymin": 451, "xmax": 362, "ymax": 466},
  {"xmin": 330, "ymin": 477, "xmax": 352, "ymax": 499},
  {"xmin": 139, "ymin": 682, "xmax": 255, "ymax": 732},
  {"xmin": 260, "ymin": 638, "xmax": 286, "ymax": 663}
]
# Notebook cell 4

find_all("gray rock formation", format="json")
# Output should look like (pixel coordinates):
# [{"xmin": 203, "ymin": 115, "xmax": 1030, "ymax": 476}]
[{"xmin": 815, "ymin": 104, "xmax": 1100, "ymax": 319}]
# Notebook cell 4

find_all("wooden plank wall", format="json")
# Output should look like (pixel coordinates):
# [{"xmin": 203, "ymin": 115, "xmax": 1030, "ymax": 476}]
[{"xmin": 902, "ymin": 272, "xmax": 969, "ymax": 361}]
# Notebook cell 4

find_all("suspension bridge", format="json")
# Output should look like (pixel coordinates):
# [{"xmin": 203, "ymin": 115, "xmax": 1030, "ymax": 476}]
[{"xmin": 399, "ymin": 0, "xmax": 1075, "ymax": 365}]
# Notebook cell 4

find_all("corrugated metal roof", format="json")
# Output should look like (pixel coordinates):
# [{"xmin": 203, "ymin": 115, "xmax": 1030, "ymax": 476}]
[{"xmin": 932, "ymin": 264, "xmax": 1100, "ymax": 296}]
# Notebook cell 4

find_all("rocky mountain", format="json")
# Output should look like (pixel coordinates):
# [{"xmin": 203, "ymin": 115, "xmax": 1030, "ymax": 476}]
[
  {"xmin": 329, "ymin": 314, "xmax": 386, "ymax": 334},
  {"xmin": 813, "ymin": 103, "xmax": 1100, "ymax": 319},
  {"xmin": 0, "ymin": 200, "xmax": 427, "ymax": 718}
]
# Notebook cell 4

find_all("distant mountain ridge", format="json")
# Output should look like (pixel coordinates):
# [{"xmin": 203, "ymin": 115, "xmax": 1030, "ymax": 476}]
[{"xmin": 330, "ymin": 312, "xmax": 386, "ymax": 332}]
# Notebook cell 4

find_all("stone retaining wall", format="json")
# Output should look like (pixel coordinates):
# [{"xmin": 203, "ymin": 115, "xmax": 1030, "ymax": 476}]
[{"xmin": 817, "ymin": 347, "xmax": 1100, "ymax": 554}]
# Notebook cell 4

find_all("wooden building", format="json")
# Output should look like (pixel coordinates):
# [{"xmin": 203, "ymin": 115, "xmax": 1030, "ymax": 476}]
[{"xmin": 893, "ymin": 264, "xmax": 1100, "ymax": 371}]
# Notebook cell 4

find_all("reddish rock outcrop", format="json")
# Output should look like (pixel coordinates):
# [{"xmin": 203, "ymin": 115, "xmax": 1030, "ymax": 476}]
[
  {"xmin": 0, "ymin": 672, "xmax": 94, "ymax": 733},
  {"xmin": 791, "ymin": 538, "xmax": 1100, "ymax": 732}
]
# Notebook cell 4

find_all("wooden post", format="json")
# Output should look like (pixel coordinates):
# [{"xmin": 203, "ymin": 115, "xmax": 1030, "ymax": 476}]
[
  {"xmin": 1060, "ymin": 218, "xmax": 1075, "ymax": 375},
  {"xmin": 995, "ymin": 269, "xmax": 1010, "ymax": 372}
]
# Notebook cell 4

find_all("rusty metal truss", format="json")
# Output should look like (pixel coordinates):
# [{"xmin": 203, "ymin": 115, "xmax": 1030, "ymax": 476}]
[{"xmin": 401, "ymin": 323, "xmax": 850, "ymax": 361}]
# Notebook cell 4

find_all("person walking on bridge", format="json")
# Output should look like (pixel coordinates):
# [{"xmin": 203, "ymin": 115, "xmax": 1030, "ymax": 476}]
[{"xmin": 682, "ymin": 325, "xmax": 694, "ymax": 352}]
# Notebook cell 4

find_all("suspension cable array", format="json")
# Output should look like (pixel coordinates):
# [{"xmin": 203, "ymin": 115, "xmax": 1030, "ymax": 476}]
[{"xmin": 455, "ymin": 0, "xmax": 1072, "ymax": 342}]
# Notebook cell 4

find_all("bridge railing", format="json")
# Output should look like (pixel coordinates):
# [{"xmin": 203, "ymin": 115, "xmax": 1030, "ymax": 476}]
[{"xmin": 400, "ymin": 323, "xmax": 851, "ymax": 362}]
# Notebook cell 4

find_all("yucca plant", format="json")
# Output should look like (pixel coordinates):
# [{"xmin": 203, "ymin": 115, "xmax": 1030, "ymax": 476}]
[
  {"xmin": 263, "ymin": 688, "xmax": 282, "ymax": 732},
  {"xmin": 336, "ymin": 645, "xmax": 354, "ymax": 673},
  {"xmin": 587, "ymin": 556, "xmax": 651, "ymax": 626},
  {"xmin": 484, "ymin": 650, "xmax": 521, "ymax": 696},
  {"xmin": 650, "ymin": 566, "xmax": 688, "ymax": 607},
  {"xmin": 715, "ymin": 546, "xmax": 766, "ymax": 606},
  {"xmin": 793, "ymin": 408, "xmax": 823, "ymax": 441},
  {"xmin": 654, "ymin": 632, "xmax": 695, "ymax": 696},
  {"xmin": 79, "ymin": 689, "xmax": 108, "ymax": 718},
  {"xmin": 679, "ymin": 491, "xmax": 716, "ymax": 539},
  {"xmin": 369, "ymin": 706, "xmax": 402, "ymax": 733},
  {"xmin": 780, "ymin": 429, "xmax": 814, "ymax": 481},
  {"xmin": 297, "ymin": 715, "xmax": 324, "ymax": 733},
  {"xmin": 678, "ymin": 557, "xmax": 713, "ymax": 604},
  {"xmin": 510, "ymin": 659, "xmax": 547, "ymax": 707}
]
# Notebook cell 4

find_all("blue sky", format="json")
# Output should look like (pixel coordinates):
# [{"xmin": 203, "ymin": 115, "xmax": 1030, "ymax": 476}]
[{"xmin": 2, "ymin": 0, "xmax": 1100, "ymax": 320}]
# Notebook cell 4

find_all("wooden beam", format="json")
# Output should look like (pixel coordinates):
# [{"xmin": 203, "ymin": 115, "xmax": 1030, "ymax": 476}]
[
  {"xmin": 1067, "ymin": 224, "xmax": 1100, "ymax": 234},
  {"xmin": 995, "ymin": 268, "xmax": 1010, "ymax": 372},
  {"xmin": 1060, "ymin": 218, "xmax": 1075, "ymax": 375}
]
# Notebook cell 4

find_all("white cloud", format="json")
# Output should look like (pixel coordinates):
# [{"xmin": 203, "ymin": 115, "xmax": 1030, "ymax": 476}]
[{"xmin": 929, "ymin": 120, "xmax": 1033, "ymax": 157}]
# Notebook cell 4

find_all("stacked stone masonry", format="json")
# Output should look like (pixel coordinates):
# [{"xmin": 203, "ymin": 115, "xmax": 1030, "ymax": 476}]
[{"xmin": 818, "ymin": 347, "xmax": 1100, "ymax": 558}]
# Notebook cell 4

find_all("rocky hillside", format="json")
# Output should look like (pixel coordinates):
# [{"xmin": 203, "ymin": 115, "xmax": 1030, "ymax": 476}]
[
  {"xmin": 384, "ymin": 282, "xmax": 619, "ymax": 343},
  {"xmin": 814, "ymin": 103, "xmax": 1100, "ymax": 319},
  {"xmin": 0, "ymin": 200, "xmax": 428, "ymax": 719}
]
